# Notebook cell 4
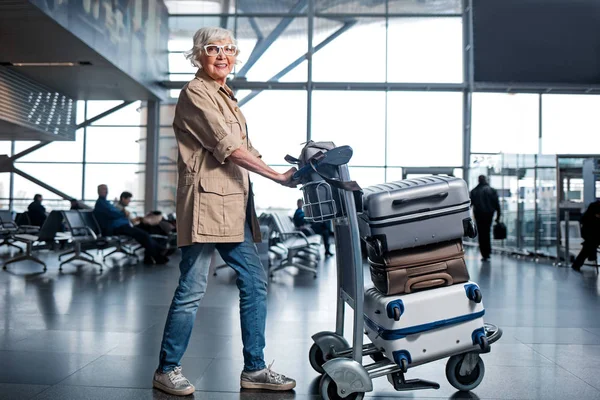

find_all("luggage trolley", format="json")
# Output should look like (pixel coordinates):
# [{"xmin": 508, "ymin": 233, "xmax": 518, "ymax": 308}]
[{"xmin": 296, "ymin": 154, "xmax": 502, "ymax": 399}]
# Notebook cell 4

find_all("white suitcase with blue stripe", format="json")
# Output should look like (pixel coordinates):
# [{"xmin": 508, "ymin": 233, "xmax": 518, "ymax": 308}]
[{"xmin": 364, "ymin": 282, "xmax": 486, "ymax": 369}]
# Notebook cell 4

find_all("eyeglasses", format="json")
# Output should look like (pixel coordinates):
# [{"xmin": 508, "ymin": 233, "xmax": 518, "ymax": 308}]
[{"xmin": 203, "ymin": 44, "xmax": 238, "ymax": 57}]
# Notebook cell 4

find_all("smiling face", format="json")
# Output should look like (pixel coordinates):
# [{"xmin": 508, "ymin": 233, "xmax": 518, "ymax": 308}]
[{"xmin": 198, "ymin": 39, "xmax": 236, "ymax": 86}]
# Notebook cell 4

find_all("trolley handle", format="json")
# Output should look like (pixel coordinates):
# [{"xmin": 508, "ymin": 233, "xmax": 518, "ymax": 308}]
[
  {"xmin": 392, "ymin": 192, "xmax": 448, "ymax": 206},
  {"xmin": 290, "ymin": 145, "xmax": 354, "ymax": 182}
]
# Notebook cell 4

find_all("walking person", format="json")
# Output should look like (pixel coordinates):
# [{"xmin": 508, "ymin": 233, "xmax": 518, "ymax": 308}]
[
  {"xmin": 470, "ymin": 175, "xmax": 501, "ymax": 261},
  {"xmin": 153, "ymin": 27, "xmax": 297, "ymax": 396},
  {"xmin": 572, "ymin": 201, "xmax": 600, "ymax": 272}
]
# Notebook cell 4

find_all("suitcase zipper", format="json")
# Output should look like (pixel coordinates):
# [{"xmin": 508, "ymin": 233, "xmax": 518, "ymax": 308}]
[
  {"xmin": 364, "ymin": 310, "xmax": 485, "ymax": 341},
  {"xmin": 367, "ymin": 200, "xmax": 470, "ymax": 222}
]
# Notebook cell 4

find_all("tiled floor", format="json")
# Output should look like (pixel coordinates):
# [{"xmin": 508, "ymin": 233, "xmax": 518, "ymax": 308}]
[{"xmin": 1, "ymin": 245, "xmax": 600, "ymax": 399}]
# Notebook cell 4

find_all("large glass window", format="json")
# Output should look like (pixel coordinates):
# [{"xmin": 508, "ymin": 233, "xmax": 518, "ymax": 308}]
[
  {"xmin": 542, "ymin": 94, "xmax": 600, "ymax": 155},
  {"xmin": 252, "ymin": 168, "xmax": 302, "ymax": 211},
  {"xmin": 84, "ymin": 164, "xmax": 145, "ymax": 206},
  {"xmin": 85, "ymin": 127, "xmax": 146, "ymax": 164},
  {"xmin": 240, "ymin": 90, "xmax": 307, "ymax": 165},
  {"xmin": 86, "ymin": 101, "xmax": 144, "ymax": 126},
  {"xmin": 387, "ymin": 17, "xmax": 463, "ymax": 83},
  {"xmin": 2, "ymin": 97, "xmax": 148, "ymax": 212},
  {"xmin": 471, "ymin": 93, "xmax": 539, "ymax": 154},
  {"xmin": 312, "ymin": 91, "xmax": 386, "ymax": 166},
  {"xmin": 12, "ymin": 174, "xmax": 72, "ymax": 211},
  {"xmin": 387, "ymin": 92, "xmax": 463, "ymax": 167},
  {"xmin": 0, "ymin": 173, "xmax": 11, "ymax": 206},
  {"xmin": 313, "ymin": 18, "xmax": 386, "ymax": 83},
  {"xmin": 349, "ymin": 167, "xmax": 386, "ymax": 188},
  {"xmin": 15, "ymin": 163, "xmax": 83, "ymax": 200},
  {"xmin": 14, "ymin": 131, "xmax": 84, "ymax": 163},
  {"xmin": 236, "ymin": 18, "xmax": 308, "ymax": 82}
]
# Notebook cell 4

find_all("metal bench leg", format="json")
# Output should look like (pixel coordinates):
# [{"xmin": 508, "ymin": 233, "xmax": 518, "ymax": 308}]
[
  {"xmin": 213, "ymin": 263, "xmax": 229, "ymax": 276},
  {"xmin": 60, "ymin": 255, "xmax": 103, "ymax": 272},
  {"xmin": 82, "ymin": 250, "xmax": 95, "ymax": 259},
  {"xmin": 3, "ymin": 242, "xmax": 46, "ymax": 272},
  {"xmin": 0, "ymin": 239, "xmax": 24, "ymax": 253},
  {"xmin": 58, "ymin": 249, "xmax": 75, "ymax": 261}
]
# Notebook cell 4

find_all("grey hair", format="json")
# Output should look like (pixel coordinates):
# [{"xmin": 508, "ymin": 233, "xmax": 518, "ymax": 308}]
[{"xmin": 185, "ymin": 27, "xmax": 238, "ymax": 68}]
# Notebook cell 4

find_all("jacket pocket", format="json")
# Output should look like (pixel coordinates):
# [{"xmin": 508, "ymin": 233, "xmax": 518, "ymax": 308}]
[
  {"xmin": 198, "ymin": 177, "xmax": 245, "ymax": 236},
  {"xmin": 226, "ymin": 118, "xmax": 244, "ymax": 139}
]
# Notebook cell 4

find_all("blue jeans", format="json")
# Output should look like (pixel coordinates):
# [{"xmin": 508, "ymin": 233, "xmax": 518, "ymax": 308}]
[{"xmin": 158, "ymin": 224, "xmax": 268, "ymax": 372}]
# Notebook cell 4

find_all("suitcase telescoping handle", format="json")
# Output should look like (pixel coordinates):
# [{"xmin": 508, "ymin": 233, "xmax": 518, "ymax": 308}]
[
  {"xmin": 392, "ymin": 191, "xmax": 448, "ymax": 207},
  {"xmin": 405, "ymin": 273, "xmax": 453, "ymax": 293}
]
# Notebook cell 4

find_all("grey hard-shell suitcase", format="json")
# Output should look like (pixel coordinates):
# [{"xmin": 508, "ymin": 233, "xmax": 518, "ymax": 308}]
[{"xmin": 359, "ymin": 176, "xmax": 477, "ymax": 254}]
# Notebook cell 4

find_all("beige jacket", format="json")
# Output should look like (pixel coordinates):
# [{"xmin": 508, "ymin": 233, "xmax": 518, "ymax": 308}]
[{"xmin": 173, "ymin": 69, "xmax": 262, "ymax": 247}]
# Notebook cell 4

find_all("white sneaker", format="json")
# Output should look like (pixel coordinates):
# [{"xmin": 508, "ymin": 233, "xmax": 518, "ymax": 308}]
[
  {"xmin": 153, "ymin": 366, "xmax": 195, "ymax": 396},
  {"xmin": 240, "ymin": 361, "xmax": 296, "ymax": 391}
]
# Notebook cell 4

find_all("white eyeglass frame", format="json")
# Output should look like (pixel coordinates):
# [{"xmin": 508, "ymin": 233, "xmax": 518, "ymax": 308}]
[{"xmin": 203, "ymin": 44, "xmax": 238, "ymax": 56}]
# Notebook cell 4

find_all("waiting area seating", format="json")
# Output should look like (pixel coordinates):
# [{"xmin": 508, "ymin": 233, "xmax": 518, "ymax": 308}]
[
  {"xmin": 259, "ymin": 211, "xmax": 323, "ymax": 279},
  {"xmin": 2, "ymin": 210, "xmax": 66, "ymax": 272},
  {"xmin": 1, "ymin": 209, "xmax": 177, "ymax": 273}
]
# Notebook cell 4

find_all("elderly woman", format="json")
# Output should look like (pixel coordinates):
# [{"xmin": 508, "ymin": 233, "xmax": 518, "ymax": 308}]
[{"xmin": 152, "ymin": 27, "xmax": 297, "ymax": 396}]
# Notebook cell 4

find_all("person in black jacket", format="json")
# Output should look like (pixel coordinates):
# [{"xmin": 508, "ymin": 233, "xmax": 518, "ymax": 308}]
[
  {"xmin": 27, "ymin": 194, "xmax": 47, "ymax": 227},
  {"xmin": 572, "ymin": 201, "xmax": 600, "ymax": 272},
  {"xmin": 470, "ymin": 176, "xmax": 501, "ymax": 261}
]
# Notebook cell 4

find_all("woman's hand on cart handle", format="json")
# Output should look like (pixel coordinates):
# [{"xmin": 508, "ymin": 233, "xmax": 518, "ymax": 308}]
[{"xmin": 277, "ymin": 167, "xmax": 298, "ymax": 188}]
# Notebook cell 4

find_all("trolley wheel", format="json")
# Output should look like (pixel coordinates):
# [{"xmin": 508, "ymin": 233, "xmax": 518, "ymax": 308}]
[
  {"xmin": 309, "ymin": 343, "xmax": 328, "ymax": 374},
  {"xmin": 484, "ymin": 323, "xmax": 503, "ymax": 345},
  {"xmin": 446, "ymin": 354, "xmax": 485, "ymax": 392},
  {"xmin": 320, "ymin": 374, "xmax": 365, "ymax": 400},
  {"xmin": 400, "ymin": 358, "xmax": 409, "ymax": 373},
  {"xmin": 473, "ymin": 289, "xmax": 482, "ymax": 304}
]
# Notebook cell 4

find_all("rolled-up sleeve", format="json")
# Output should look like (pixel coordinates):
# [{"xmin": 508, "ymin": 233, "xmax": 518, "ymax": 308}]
[{"xmin": 178, "ymin": 84, "xmax": 243, "ymax": 164}]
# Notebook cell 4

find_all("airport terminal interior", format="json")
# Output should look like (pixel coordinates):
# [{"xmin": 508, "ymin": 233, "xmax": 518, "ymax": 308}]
[{"xmin": 1, "ymin": 0, "xmax": 600, "ymax": 399}]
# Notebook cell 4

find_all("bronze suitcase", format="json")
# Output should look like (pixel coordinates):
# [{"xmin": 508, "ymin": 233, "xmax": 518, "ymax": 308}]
[{"xmin": 368, "ymin": 240, "xmax": 470, "ymax": 295}]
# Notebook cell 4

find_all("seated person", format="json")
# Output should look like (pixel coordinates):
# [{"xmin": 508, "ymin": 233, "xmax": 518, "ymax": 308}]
[
  {"xmin": 114, "ymin": 191, "xmax": 142, "ymax": 224},
  {"xmin": 93, "ymin": 184, "xmax": 167, "ymax": 265},
  {"xmin": 137, "ymin": 211, "xmax": 177, "ymax": 255},
  {"xmin": 293, "ymin": 198, "xmax": 334, "ymax": 257},
  {"xmin": 70, "ymin": 198, "xmax": 84, "ymax": 210},
  {"xmin": 572, "ymin": 200, "xmax": 600, "ymax": 272},
  {"xmin": 27, "ymin": 194, "xmax": 47, "ymax": 227}
]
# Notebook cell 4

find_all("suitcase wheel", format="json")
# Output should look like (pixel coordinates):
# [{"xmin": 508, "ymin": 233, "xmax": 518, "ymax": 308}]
[
  {"xmin": 463, "ymin": 218, "xmax": 478, "ymax": 238},
  {"xmin": 392, "ymin": 350, "xmax": 411, "ymax": 373},
  {"xmin": 386, "ymin": 300, "xmax": 404, "ymax": 321},
  {"xmin": 479, "ymin": 335, "xmax": 490, "ymax": 352},
  {"xmin": 471, "ymin": 327, "xmax": 490, "ymax": 352},
  {"xmin": 399, "ymin": 357, "xmax": 408, "ymax": 373},
  {"xmin": 465, "ymin": 284, "xmax": 483, "ymax": 303},
  {"xmin": 472, "ymin": 289, "xmax": 482, "ymax": 303},
  {"xmin": 446, "ymin": 353, "xmax": 485, "ymax": 392}
]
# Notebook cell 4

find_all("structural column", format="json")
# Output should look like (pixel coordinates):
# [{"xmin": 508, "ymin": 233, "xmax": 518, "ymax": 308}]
[
  {"xmin": 462, "ymin": 0, "xmax": 474, "ymax": 180},
  {"xmin": 145, "ymin": 100, "xmax": 160, "ymax": 213}
]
